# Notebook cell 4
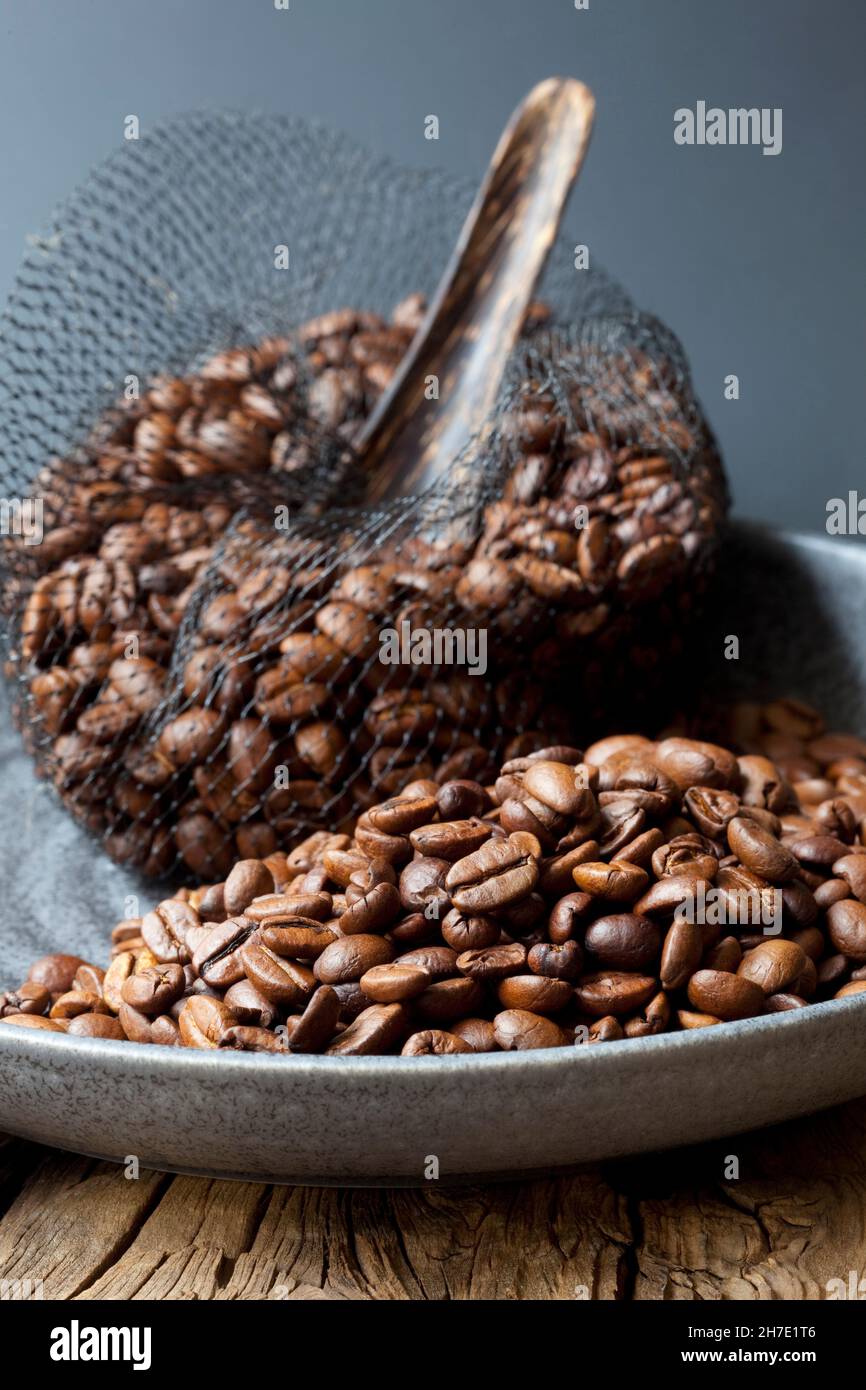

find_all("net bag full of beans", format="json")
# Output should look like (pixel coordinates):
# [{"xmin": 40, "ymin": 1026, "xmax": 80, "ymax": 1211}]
[{"xmin": 0, "ymin": 113, "xmax": 728, "ymax": 882}]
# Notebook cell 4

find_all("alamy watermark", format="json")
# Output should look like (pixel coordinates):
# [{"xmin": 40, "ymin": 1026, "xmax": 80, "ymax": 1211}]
[
  {"xmin": 674, "ymin": 102, "xmax": 782, "ymax": 156},
  {"xmin": 826, "ymin": 491, "xmax": 866, "ymax": 536},
  {"xmin": 0, "ymin": 496, "xmax": 43, "ymax": 545},
  {"xmin": 379, "ymin": 619, "xmax": 487, "ymax": 676},
  {"xmin": 674, "ymin": 881, "xmax": 782, "ymax": 933}
]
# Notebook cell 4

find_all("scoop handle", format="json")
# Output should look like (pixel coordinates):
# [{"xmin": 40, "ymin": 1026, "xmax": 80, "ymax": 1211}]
[{"xmin": 359, "ymin": 77, "xmax": 595, "ymax": 502}]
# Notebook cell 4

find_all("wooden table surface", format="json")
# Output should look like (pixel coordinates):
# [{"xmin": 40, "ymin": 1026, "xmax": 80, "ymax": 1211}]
[{"xmin": 1, "ymin": 1096, "xmax": 865, "ymax": 1300}]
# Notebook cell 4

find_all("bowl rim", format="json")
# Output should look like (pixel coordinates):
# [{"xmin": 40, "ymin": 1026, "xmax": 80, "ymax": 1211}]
[{"xmin": 2, "ymin": 991, "xmax": 864, "ymax": 1080}]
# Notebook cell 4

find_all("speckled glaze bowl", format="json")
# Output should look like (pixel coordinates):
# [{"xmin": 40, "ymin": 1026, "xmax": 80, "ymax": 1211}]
[{"xmin": 1, "ymin": 522, "xmax": 865, "ymax": 1183}]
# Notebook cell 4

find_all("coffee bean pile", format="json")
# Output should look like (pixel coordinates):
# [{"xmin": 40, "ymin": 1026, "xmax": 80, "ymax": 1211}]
[
  {"xmin": 9, "ymin": 296, "xmax": 726, "ymax": 880},
  {"xmin": 5, "ymin": 699, "xmax": 865, "ymax": 1055}
]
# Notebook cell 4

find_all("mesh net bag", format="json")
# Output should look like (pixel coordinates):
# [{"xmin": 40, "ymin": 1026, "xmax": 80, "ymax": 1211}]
[{"xmin": 0, "ymin": 112, "xmax": 728, "ymax": 881}]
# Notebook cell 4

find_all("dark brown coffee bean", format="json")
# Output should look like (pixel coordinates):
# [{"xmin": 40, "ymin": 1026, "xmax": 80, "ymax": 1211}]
[
  {"xmin": 447, "ymin": 831, "xmax": 541, "ymax": 912},
  {"xmin": 313, "ymin": 934, "xmax": 394, "ymax": 985},
  {"xmin": 414, "ymin": 976, "xmax": 484, "ymax": 1024},
  {"xmin": 704, "ymin": 936, "xmax": 743, "ymax": 972},
  {"xmin": 401, "ymin": 1030, "xmax": 474, "ymax": 1055},
  {"xmin": 326, "ymin": 1003, "xmax": 409, "ymax": 1055},
  {"xmin": 192, "ymin": 917, "xmax": 257, "ymax": 988},
  {"xmin": 436, "ymin": 780, "xmax": 489, "ymax": 820},
  {"xmin": 497, "ymin": 975, "xmax": 572, "ymax": 1013},
  {"xmin": 141, "ymin": 899, "xmax": 200, "ymax": 964},
  {"xmin": 584, "ymin": 914, "xmax": 662, "ymax": 972},
  {"xmin": 763, "ymin": 993, "xmax": 807, "ymax": 1012},
  {"xmin": 527, "ymin": 940, "xmax": 583, "ymax": 980},
  {"xmin": 218, "ymin": 1026, "xmax": 288, "ymax": 1053},
  {"xmin": 27, "ymin": 954, "xmax": 85, "ymax": 994},
  {"xmin": 548, "ymin": 891, "xmax": 593, "ymax": 942},
  {"xmin": 49, "ymin": 990, "xmax": 106, "ymax": 1020},
  {"xmin": 833, "ymin": 854, "xmax": 866, "ymax": 903},
  {"xmin": 659, "ymin": 919, "xmax": 703, "ymax": 990},
  {"xmin": 451, "ymin": 1017, "xmax": 499, "ymax": 1052},
  {"xmin": 686, "ymin": 969, "xmax": 764, "ymax": 1021},
  {"xmin": 359, "ymin": 963, "xmax": 431, "ymax": 1002},
  {"xmin": 120, "ymin": 963, "xmax": 185, "ymax": 1015},
  {"xmin": 0, "ymin": 1013, "xmax": 66, "ymax": 1032},
  {"xmin": 456, "ymin": 942, "xmax": 527, "ymax": 981},
  {"xmin": 245, "ymin": 891, "xmax": 333, "ymax": 924},
  {"xmin": 241, "ymin": 939, "xmax": 316, "ymax": 1005},
  {"xmin": 283, "ymin": 985, "xmax": 342, "ymax": 1053},
  {"xmin": 574, "ymin": 1016, "xmax": 624, "ymax": 1044},
  {"xmin": 338, "ymin": 881, "xmax": 402, "ymax": 935},
  {"xmin": 409, "ymin": 818, "xmax": 491, "ymax": 862},
  {"xmin": 493, "ymin": 1009, "xmax": 565, "ymax": 1051},
  {"xmin": 623, "ymin": 990, "xmax": 671, "ymax": 1038},
  {"xmin": 441, "ymin": 907, "xmax": 500, "ymax": 952},
  {"xmin": 259, "ymin": 919, "xmax": 337, "ymax": 960},
  {"xmin": 827, "ymin": 899, "xmax": 866, "ymax": 962},
  {"xmin": 223, "ymin": 978, "xmax": 280, "ymax": 1028},
  {"xmin": 727, "ymin": 817, "xmax": 798, "ymax": 883},
  {"xmin": 223, "ymin": 859, "xmax": 275, "ymax": 915},
  {"xmin": 573, "ymin": 971, "xmax": 657, "ymax": 1017},
  {"xmin": 399, "ymin": 856, "xmax": 452, "ymax": 915}
]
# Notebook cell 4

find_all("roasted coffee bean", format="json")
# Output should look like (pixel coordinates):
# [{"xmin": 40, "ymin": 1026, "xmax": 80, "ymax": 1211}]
[
  {"xmin": 436, "ymin": 780, "xmax": 489, "ymax": 821},
  {"xmin": 441, "ymin": 907, "xmax": 500, "ymax": 952},
  {"xmin": 241, "ymin": 939, "xmax": 316, "ymax": 1005},
  {"xmin": 359, "ymin": 963, "xmax": 431, "ymax": 1002},
  {"xmin": 574, "ymin": 971, "xmax": 657, "ymax": 1017},
  {"xmin": 527, "ymin": 940, "xmax": 583, "ymax": 980},
  {"xmin": 314, "ymin": 933, "xmax": 394, "ymax": 985},
  {"xmin": 223, "ymin": 859, "xmax": 275, "ymax": 915},
  {"xmin": 456, "ymin": 943, "xmax": 527, "ymax": 981},
  {"xmin": 120, "ymin": 963, "xmax": 185, "ymax": 1015},
  {"xmin": 575, "ymin": 1016, "xmax": 624, "ymax": 1044},
  {"xmin": 0, "ymin": 1013, "xmax": 66, "ymax": 1032},
  {"xmin": 325, "ymin": 1003, "xmax": 408, "ymax": 1055},
  {"xmin": 736, "ymin": 939, "xmax": 807, "ymax": 995},
  {"xmin": 218, "ymin": 1026, "xmax": 288, "ymax": 1053},
  {"xmin": 399, "ymin": 856, "xmax": 451, "ymax": 915},
  {"xmin": 493, "ymin": 1009, "xmax": 565, "ymax": 1051},
  {"xmin": 827, "ymin": 899, "xmax": 866, "ymax": 961},
  {"xmin": 726, "ymin": 817, "xmax": 798, "ymax": 883},
  {"xmin": 67, "ymin": 1013, "xmax": 127, "ymax": 1039},
  {"xmin": 548, "ymin": 891, "xmax": 593, "ymax": 942},
  {"xmin": 259, "ymin": 919, "xmax": 337, "ymax": 959},
  {"xmin": 584, "ymin": 914, "xmax": 661, "ymax": 972},
  {"xmin": 414, "ymin": 976, "xmax": 484, "ymax": 1024},
  {"xmin": 659, "ymin": 919, "xmax": 703, "ymax": 990},
  {"xmin": 0, "ymin": 982, "xmax": 50, "ymax": 1016},
  {"xmin": 446, "ymin": 832, "xmax": 540, "ymax": 912},
  {"xmin": 338, "ymin": 881, "xmax": 401, "ymax": 935},
  {"xmin": 401, "ymin": 1030, "xmax": 474, "ymax": 1055},
  {"xmin": 572, "ymin": 860, "xmax": 648, "ymax": 902},
  {"xmin": 27, "ymin": 954, "xmax": 85, "ymax": 994},
  {"xmin": 178, "ymin": 996, "xmax": 239, "ymax": 1048},
  {"xmin": 497, "ymin": 975, "xmax": 572, "ymax": 1013},
  {"xmin": 223, "ymin": 978, "xmax": 280, "ymax": 1028},
  {"xmin": 686, "ymin": 969, "xmax": 764, "ymax": 1021},
  {"xmin": 192, "ymin": 917, "xmax": 257, "ymax": 988},
  {"xmin": 451, "ymin": 1017, "xmax": 499, "ymax": 1051}
]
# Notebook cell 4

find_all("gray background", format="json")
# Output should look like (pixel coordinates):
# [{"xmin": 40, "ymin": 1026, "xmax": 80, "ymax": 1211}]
[{"xmin": 0, "ymin": 0, "xmax": 863, "ymax": 532}]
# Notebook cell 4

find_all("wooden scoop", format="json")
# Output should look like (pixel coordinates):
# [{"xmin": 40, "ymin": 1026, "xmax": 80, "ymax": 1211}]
[{"xmin": 360, "ymin": 77, "xmax": 595, "ymax": 503}]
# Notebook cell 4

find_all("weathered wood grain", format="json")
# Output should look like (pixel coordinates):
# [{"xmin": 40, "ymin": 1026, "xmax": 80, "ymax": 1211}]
[{"xmin": 1, "ymin": 1097, "xmax": 865, "ymax": 1301}]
